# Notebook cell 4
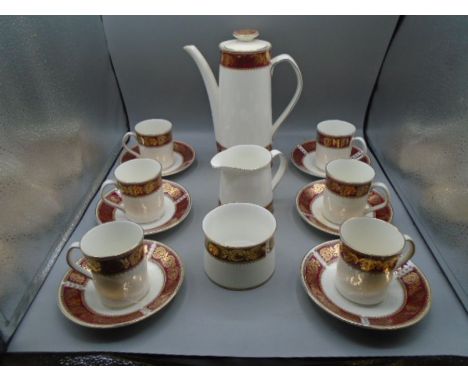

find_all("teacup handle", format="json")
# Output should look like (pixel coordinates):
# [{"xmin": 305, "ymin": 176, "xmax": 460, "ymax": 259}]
[
  {"xmin": 350, "ymin": 137, "xmax": 368, "ymax": 160},
  {"xmin": 395, "ymin": 234, "xmax": 416, "ymax": 269},
  {"xmin": 363, "ymin": 182, "xmax": 391, "ymax": 214},
  {"xmin": 66, "ymin": 242, "xmax": 93, "ymax": 279},
  {"xmin": 271, "ymin": 149, "xmax": 288, "ymax": 190},
  {"xmin": 100, "ymin": 179, "xmax": 126, "ymax": 213},
  {"xmin": 122, "ymin": 132, "xmax": 141, "ymax": 157}
]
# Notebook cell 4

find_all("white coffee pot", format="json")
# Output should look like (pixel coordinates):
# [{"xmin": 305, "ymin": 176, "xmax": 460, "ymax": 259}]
[
  {"xmin": 185, "ymin": 29, "xmax": 303, "ymax": 151},
  {"xmin": 210, "ymin": 145, "xmax": 287, "ymax": 210}
]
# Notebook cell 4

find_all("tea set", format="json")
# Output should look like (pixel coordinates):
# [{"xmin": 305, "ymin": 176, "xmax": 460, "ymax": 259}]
[{"xmin": 58, "ymin": 29, "xmax": 431, "ymax": 330}]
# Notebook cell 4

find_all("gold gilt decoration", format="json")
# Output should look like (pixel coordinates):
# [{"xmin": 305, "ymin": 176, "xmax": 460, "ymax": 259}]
[
  {"xmin": 137, "ymin": 132, "xmax": 172, "ymax": 147},
  {"xmin": 205, "ymin": 237, "xmax": 274, "ymax": 263},
  {"xmin": 340, "ymin": 243, "xmax": 399, "ymax": 273},
  {"xmin": 221, "ymin": 50, "xmax": 271, "ymax": 69},
  {"xmin": 118, "ymin": 176, "xmax": 162, "ymax": 197},
  {"xmin": 402, "ymin": 272, "xmax": 421, "ymax": 295},
  {"xmin": 317, "ymin": 132, "xmax": 352, "ymax": 149},
  {"xmin": 319, "ymin": 243, "xmax": 340, "ymax": 264},
  {"xmin": 86, "ymin": 244, "xmax": 145, "ymax": 275},
  {"xmin": 163, "ymin": 182, "xmax": 182, "ymax": 199},
  {"xmin": 326, "ymin": 176, "xmax": 371, "ymax": 198},
  {"xmin": 310, "ymin": 183, "xmax": 326, "ymax": 194}
]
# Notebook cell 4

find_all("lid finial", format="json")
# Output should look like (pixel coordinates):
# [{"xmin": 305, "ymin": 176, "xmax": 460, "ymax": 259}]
[{"xmin": 233, "ymin": 29, "xmax": 259, "ymax": 42}]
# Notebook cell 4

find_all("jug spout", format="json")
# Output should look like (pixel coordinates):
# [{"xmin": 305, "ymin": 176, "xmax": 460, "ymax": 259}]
[
  {"xmin": 210, "ymin": 149, "xmax": 232, "ymax": 170},
  {"xmin": 184, "ymin": 45, "xmax": 219, "ymax": 128},
  {"xmin": 210, "ymin": 145, "xmax": 271, "ymax": 171}
]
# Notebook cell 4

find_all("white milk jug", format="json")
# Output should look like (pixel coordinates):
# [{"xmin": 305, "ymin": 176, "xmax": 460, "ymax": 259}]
[{"xmin": 210, "ymin": 145, "xmax": 287, "ymax": 210}]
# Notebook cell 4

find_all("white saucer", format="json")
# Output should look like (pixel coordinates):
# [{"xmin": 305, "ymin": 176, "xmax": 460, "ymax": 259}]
[
  {"xmin": 120, "ymin": 141, "xmax": 196, "ymax": 177},
  {"xmin": 96, "ymin": 180, "xmax": 191, "ymax": 235},
  {"xmin": 162, "ymin": 152, "xmax": 184, "ymax": 174},
  {"xmin": 58, "ymin": 240, "xmax": 184, "ymax": 329},
  {"xmin": 301, "ymin": 240, "xmax": 431, "ymax": 330},
  {"xmin": 114, "ymin": 196, "xmax": 176, "ymax": 230},
  {"xmin": 302, "ymin": 151, "xmax": 328, "ymax": 177},
  {"xmin": 296, "ymin": 180, "xmax": 393, "ymax": 236},
  {"xmin": 311, "ymin": 195, "xmax": 375, "ymax": 232},
  {"xmin": 291, "ymin": 140, "xmax": 371, "ymax": 178}
]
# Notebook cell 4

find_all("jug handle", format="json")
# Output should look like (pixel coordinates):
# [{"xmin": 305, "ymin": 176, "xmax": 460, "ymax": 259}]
[
  {"xmin": 271, "ymin": 149, "xmax": 288, "ymax": 190},
  {"xmin": 271, "ymin": 54, "xmax": 303, "ymax": 136}
]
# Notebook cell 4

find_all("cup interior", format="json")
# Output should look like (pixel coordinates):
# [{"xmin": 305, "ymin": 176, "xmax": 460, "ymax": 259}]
[
  {"xmin": 203, "ymin": 203, "xmax": 276, "ymax": 247},
  {"xmin": 135, "ymin": 119, "xmax": 172, "ymax": 136},
  {"xmin": 340, "ymin": 217, "xmax": 404, "ymax": 257},
  {"xmin": 81, "ymin": 221, "xmax": 143, "ymax": 259},
  {"xmin": 326, "ymin": 159, "xmax": 375, "ymax": 184},
  {"xmin": 317, "ymin": 120, "xmax": 356, "ymax": 137},
  {"xmin": 115, "ymin": 158, "xmax": 161, "ymax": 184}
]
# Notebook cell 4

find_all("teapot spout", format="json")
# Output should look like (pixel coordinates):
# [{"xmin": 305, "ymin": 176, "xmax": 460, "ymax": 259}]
[{"xmin": 184, "ymin": 45, "xmax": 219, "ymax": 128}]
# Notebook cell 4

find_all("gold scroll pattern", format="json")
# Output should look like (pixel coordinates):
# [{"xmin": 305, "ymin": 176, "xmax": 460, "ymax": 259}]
[
  {"xmin": 118, "ymin": 176, "xmax": 162, "ymax": 197},
  {"xmin": 206, "ymin": 237, "xmax": 274, "ymax": 263},
  {"xmin": 86, "ymin": 244, "xmax": 145, "ymax": 275},
  {"xmin": 340, "ymin": 243, "xmax": 399, "ymax": 273},
  {"xmin": 162, "ymin": 182, "xmax": 182, "ymax": 199},
  {"xmin": 137, "ymin": 132, "xmax": 172, "ymax": 147},
  {"xmin": 153, "ymin": 246, "xmax": 179, "ymax": 282},
  {"xmin": 319, "ymin": 243, "xmax": 340, "ymax": 264},
  {"xmin": 326, "ymin": 177, "xmax": 371, "ymax": 198}
]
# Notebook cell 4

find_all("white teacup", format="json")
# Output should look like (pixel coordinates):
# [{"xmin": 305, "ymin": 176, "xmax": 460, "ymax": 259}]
[
  {"xmin": 322, "ymin": 159, "xmax": 390, "ymax": 225},
  {"xmin": 100, "ymin": 158, "xmax": 164, "ymax": 224},
  {"xmin": 336, "ymin": 217, "xmax": 416, "ymax": 305},
  {"xmin": 315, "ymin": 120, "xmax": 367, "ymax": 171},
  {"xmin": 66, "ymin": 221, "xmax": 149, "ymax": 308},
  {"xmin": 203, "ymin": 203, "xmax": 277, "ymax": 290},
  {"xmin": 122, "ymin": 119, "xmax": 174, "ymax": 169}
]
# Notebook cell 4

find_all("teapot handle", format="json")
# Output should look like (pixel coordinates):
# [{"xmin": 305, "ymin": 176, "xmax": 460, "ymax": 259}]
[
  {"xmin": 271, "ymin": 54, "xmax": 303, "ymax": 136},
  {"xmin": 271, "ymin": 149, "xmax": 288, "ymax": 190}
]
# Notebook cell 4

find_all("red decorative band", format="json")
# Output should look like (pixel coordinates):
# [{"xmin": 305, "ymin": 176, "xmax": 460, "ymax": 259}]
[
  {"xmin": 137, "ymin": 132, "xmax": 172, "ymax": 147},
  {"xmin": 317, "ymin": 132, "xmax": 352, "ymax": 149},
  {"xmin": 340, "ymin": 242, "xmax": 399, "ymax": 273},
  {"xmin": 216, "ymin": 141, "xmax": 273, "ymax": 152},
  {"xmin": 326, "ymin": 176, "xmax": 371, "ymax": 198},
  {"xmin": 205, "ymin": 236, "xmax": 274, "ymax": 263},
  {"xmin": 86, "ymin": 243, "xmax": 145, "ymax": 275},
  {"xmin": 117, "ymin": 176, "xmax": 162, "ymax": 197},
  {"xmin": 221, "ymin": 51, "xmax": 271, "ymax": 69}
]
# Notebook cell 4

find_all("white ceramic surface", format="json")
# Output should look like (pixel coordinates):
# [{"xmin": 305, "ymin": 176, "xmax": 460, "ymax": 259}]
[
  {"xmin": 65, "ymin": 221, "xmax": 148, "ymax": 309},
  {"xmin": 315, "ymin": 120, "xmax": 367, "ymax": 171},
  {"xmin": 184, "ymin": 31, "xmax": 303, "ymax": 149},
  {"xmin": 311, "ymin": 195, "xmax": 375, "ymax": 231},
  {"xmin": 100, "ymin": 159, "xmax": 164, "ymax": 224},
  {"xmin": 336, "ymin": 217, "xmax": 416, "ymax": 305},
  {"xmin": 120, "ymin": 140, "xmax": 196, "ymax": 177},
  {"xmin": 202, "ymin": 203, "xmax": 277, "ymax": 289},
  {"xmin": 322, "ymin": 159, "xmax": 390, "ymax": 225},
  {"xmin": 211, "ymin": 145, "xmax": 287, "ymax": 207},
  {"xmin": 122, "ymin": 119, "xmax": 175, "ymax": 169},
  {"xmin": 59, "ymin": 240, "xmax": 184, "ymax": 329},
  {"xmin": 300, "ymin": 240, "xmax": 431, "ymax": 330}
]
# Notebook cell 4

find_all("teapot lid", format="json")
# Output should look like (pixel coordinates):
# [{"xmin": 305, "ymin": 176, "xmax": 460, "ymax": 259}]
[{"xmin": 219, "ymin": 29, "xmax": 271, "ymax": 53}]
